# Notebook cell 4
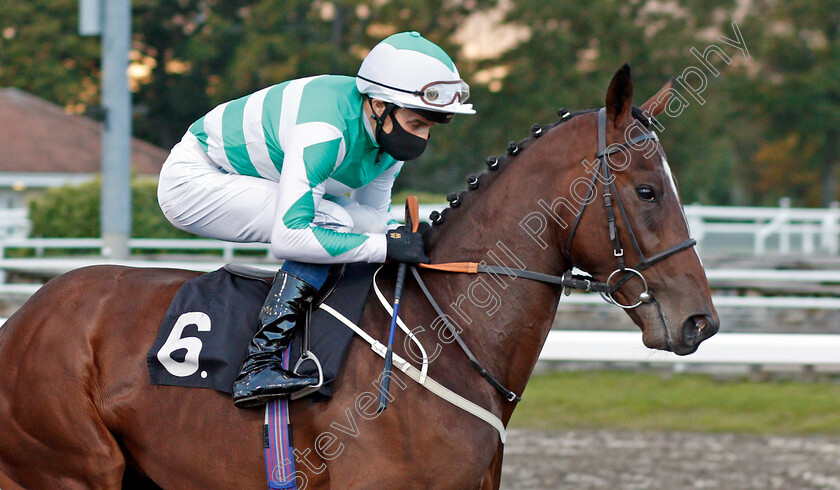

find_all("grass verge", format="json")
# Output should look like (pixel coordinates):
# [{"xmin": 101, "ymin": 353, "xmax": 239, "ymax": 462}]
[{"xmin": 508, "ymin": 370, "xmax": 840, "ymax": 435}]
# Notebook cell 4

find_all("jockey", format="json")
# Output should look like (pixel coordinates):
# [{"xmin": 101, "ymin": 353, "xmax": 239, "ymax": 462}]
[{"xmin": 157, "ymin": 31, "xmax": 475, "ymax": 408}]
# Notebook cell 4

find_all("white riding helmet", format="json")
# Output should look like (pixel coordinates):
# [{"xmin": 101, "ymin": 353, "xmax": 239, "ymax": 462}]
[{"xmin": 357, "ymin": 31, "xmax": 476, "ymax": 122}]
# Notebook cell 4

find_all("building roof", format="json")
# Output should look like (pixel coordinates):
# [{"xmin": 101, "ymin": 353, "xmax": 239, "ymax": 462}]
[{"xmin": 0, "ymin": 87, "xmax": 168, "ymax": 177}]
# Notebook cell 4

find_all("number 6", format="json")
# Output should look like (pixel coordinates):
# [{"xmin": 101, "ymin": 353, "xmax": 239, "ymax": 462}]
[{"xmin": 157, "ymin": 311, "xmax": 211, "ymax": 377}]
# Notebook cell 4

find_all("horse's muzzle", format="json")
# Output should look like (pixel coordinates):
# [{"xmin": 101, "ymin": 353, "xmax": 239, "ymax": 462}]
[{"xmin": 679, "ymin": 314, "xmax": 719, "ymax": 352}]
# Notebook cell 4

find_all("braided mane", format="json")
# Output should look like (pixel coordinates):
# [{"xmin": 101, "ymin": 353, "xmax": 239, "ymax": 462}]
[{"xmin": 426, "ymin": 106, "xmax": 654, "ymax": 230}]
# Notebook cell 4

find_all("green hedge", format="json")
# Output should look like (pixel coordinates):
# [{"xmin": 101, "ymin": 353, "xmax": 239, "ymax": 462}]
[
  {"xmin": 27, "ymin": 179, "xmax": 446, "ymax": 239},
  {"xmin": 28, "ymin": 177, "xmax": 193, "ymax": 239}
]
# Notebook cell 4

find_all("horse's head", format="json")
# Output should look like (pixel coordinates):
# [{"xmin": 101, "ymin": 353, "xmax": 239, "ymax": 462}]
[
  {"xmin": 425, "ymin": 64, "xmax": 717, "ymax": 356},
  {"xmin": 558, "ymin": 64, "xmax": 719, "ymax": 355}
]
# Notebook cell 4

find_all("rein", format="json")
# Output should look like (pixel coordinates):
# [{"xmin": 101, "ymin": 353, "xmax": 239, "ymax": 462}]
[
  {"xmin": 409, "ymin": 107, "xmax": 698, "ymax": 403},
  {"xmin": 419, "ymin": 262, "xmax": 611, "ymax": 293}
]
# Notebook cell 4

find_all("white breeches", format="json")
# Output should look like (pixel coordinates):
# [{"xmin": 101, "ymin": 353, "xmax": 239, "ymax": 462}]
[{"xmin": 157, "ymin": 133, "xmax": 389, "ymax": 244}]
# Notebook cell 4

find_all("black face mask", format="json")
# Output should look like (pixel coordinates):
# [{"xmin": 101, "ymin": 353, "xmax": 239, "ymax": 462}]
[{"xmin": 372, "ymin": 102, "xmax": 428, "ymax": 162}]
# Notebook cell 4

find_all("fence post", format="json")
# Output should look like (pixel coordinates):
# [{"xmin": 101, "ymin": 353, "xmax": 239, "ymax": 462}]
[
  {"xmin": 779, "ymin": 197, "xmax": 791, "ymax": 254},
  {"xmin": 803, "ymin": 228, "xmax": 815, "ymax": 255},
  {"xmin": 755, "ymin": 197, "xmax": 791, "ymax": 255},
  {"xmin": 822, "ymin": 201, "xmax": 840, "ymax": 254},
  {"xmin": 0, "ymin": 239, "xmax": 5, "ymax": 284}
]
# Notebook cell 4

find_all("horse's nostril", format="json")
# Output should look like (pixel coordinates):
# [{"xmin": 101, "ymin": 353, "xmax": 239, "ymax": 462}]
[{"xmin": 682, "ymin": 314, "xmax": 716, "ymax": 345}]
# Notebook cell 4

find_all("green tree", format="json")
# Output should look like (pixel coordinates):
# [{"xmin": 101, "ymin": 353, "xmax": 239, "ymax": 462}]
[
  {"xmin": 459, "ymin": 0, "xmax": 749, "ymax": 204},
  {"xmin": 0, "ymin": 0, "xmax": 100, "ymax": 111},
  {"xmin": 132, "ymin": 0, "xmax": 262, "ymax": 149},
  {"xmin": 731, "ymin": 2, "xmax": 840, "ymax": 206},
  {"xmin": 7, "ymin": 0, "xmax": 840, "ymax": 208}
]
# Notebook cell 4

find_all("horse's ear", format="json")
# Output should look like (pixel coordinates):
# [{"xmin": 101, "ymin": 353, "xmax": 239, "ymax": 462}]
[
  {"xmin": 605, "ymin": 63, "xmax": 634, "ymax": 128},
  {"xmin": 639, "ymin": 77, "xmax": 675, "ymax": 119}
]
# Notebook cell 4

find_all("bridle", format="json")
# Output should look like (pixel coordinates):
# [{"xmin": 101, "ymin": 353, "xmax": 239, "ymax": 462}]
[
  {"xmin": 407, "ymin": 107, "xmax": 697, "ymax": 403},
  {"xmin": 562, "ymin": 107, "xmax": 696, "ymax": 308},
  {"xmin": 421, "ymin": 107, "xmax": 697, "ymax": 308}
]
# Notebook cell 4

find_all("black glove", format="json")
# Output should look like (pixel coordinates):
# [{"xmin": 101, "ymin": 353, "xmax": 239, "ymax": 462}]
[
  {"xmin": 415, "ymin": 222, "xmax": 432, "ymax": 235},
  {"xmin": 386, "ymin": 227, "xmax": 429, "ymax": 264}
]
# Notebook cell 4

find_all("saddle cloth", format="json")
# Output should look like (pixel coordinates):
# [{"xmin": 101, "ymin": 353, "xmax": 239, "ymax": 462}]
[{"xmin": 146, "ymin": 262, "xmax": 379, "ymax": 398}]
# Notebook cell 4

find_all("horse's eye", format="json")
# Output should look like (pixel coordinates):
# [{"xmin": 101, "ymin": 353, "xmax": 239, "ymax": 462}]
[{"xmin": 636, "ymin": 185, "xmax": 656, "ymax": 202}]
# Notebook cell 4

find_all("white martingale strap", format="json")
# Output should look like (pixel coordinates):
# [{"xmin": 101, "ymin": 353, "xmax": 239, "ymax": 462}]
[
  {"xmin": 318, "ymin": 302, "xmax": 507, "ymax": 444},
  {"xmin": 371, "ymin": 266, "xmax": 429, "ymax": 383}
]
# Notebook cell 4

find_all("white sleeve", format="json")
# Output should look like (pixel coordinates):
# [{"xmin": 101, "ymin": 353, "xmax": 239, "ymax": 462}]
[
  {"xmin": 351, "ymin": 161, "xmax": 403, "ymax": 229},
  {"xmin": 269, "ymin": 122, "xmax": 387, "ymax": 263}
]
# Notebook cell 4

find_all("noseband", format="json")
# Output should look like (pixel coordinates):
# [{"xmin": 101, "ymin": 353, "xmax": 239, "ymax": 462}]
[{"xmin": 563, "ymin": 108, "xmax": 696, "ymax": 308}]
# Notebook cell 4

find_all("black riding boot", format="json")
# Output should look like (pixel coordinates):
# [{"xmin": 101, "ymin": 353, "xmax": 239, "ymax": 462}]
[{"xmin": 233, "ymin": 270, "xmax": 319, "ymax": 408}]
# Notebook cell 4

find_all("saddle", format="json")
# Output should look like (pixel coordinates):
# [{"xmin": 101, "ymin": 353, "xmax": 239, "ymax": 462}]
[{"xmin": 147, "ymin": 262, "xmax": 379, "ymax": 399}]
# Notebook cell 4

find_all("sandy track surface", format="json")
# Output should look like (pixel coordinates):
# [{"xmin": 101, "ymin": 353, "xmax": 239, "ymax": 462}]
[{"xmin": 500, "ymin": 429, "xmax": 840, "ymax": 489}]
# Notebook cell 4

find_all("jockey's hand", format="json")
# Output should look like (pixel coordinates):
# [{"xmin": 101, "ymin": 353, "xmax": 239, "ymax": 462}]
[
  {"xmin": 415, "ymin": 222, "xmax": 432, "ymax": 235},
  {"xmin": 386, "ymin": 227, "xmax": 429, "ymax": 264}
]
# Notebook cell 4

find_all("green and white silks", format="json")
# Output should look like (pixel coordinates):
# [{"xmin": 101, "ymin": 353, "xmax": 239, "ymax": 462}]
[{"xmin": 159, "ymin": 75, "xmax": 401, "ymax": 263}]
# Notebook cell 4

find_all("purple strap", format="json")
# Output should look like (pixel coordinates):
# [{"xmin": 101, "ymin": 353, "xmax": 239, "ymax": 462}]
[{"xmin": 264, "ymin": 348, "xmax": 298, "ymax": 489}]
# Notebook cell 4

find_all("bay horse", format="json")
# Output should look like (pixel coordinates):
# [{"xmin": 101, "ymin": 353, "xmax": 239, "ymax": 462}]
[{"xmin": 0, "ymin": 64, "xmax": 718, "ymax": 489}]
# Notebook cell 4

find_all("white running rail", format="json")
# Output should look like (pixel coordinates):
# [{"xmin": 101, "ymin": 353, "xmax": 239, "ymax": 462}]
[
  {"xmin": 398, "ymin": 199, "xmax": 840, "ymax": 256},
  {"xmin": 0, "ymin": 317, "xmax": 835, "ymax": 368},
  {"xmin": 541, "ymin": 330, "xmax": 840, "ymax": 366},
  {"xmin": 3, "ymin": 198, "xmax": 840, "ymax": 256}
]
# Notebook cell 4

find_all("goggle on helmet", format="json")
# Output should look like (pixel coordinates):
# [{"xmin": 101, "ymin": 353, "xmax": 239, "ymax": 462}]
[
  {"xmin": 357, "ymin": 31, "xmax": 476, "ymax": 122},
  {"xmin": 357, "ymin": 76, "xmax": 470, "ymax": 108},
  {"xmin": 357, "ymin": 76, "xmax": 470, "ymax": 123}
]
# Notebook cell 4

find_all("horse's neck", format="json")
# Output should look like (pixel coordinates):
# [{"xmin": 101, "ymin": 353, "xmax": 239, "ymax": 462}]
[{"xmin": 423, "ymin": 161, "xmax": 570, "ymax": 420}]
